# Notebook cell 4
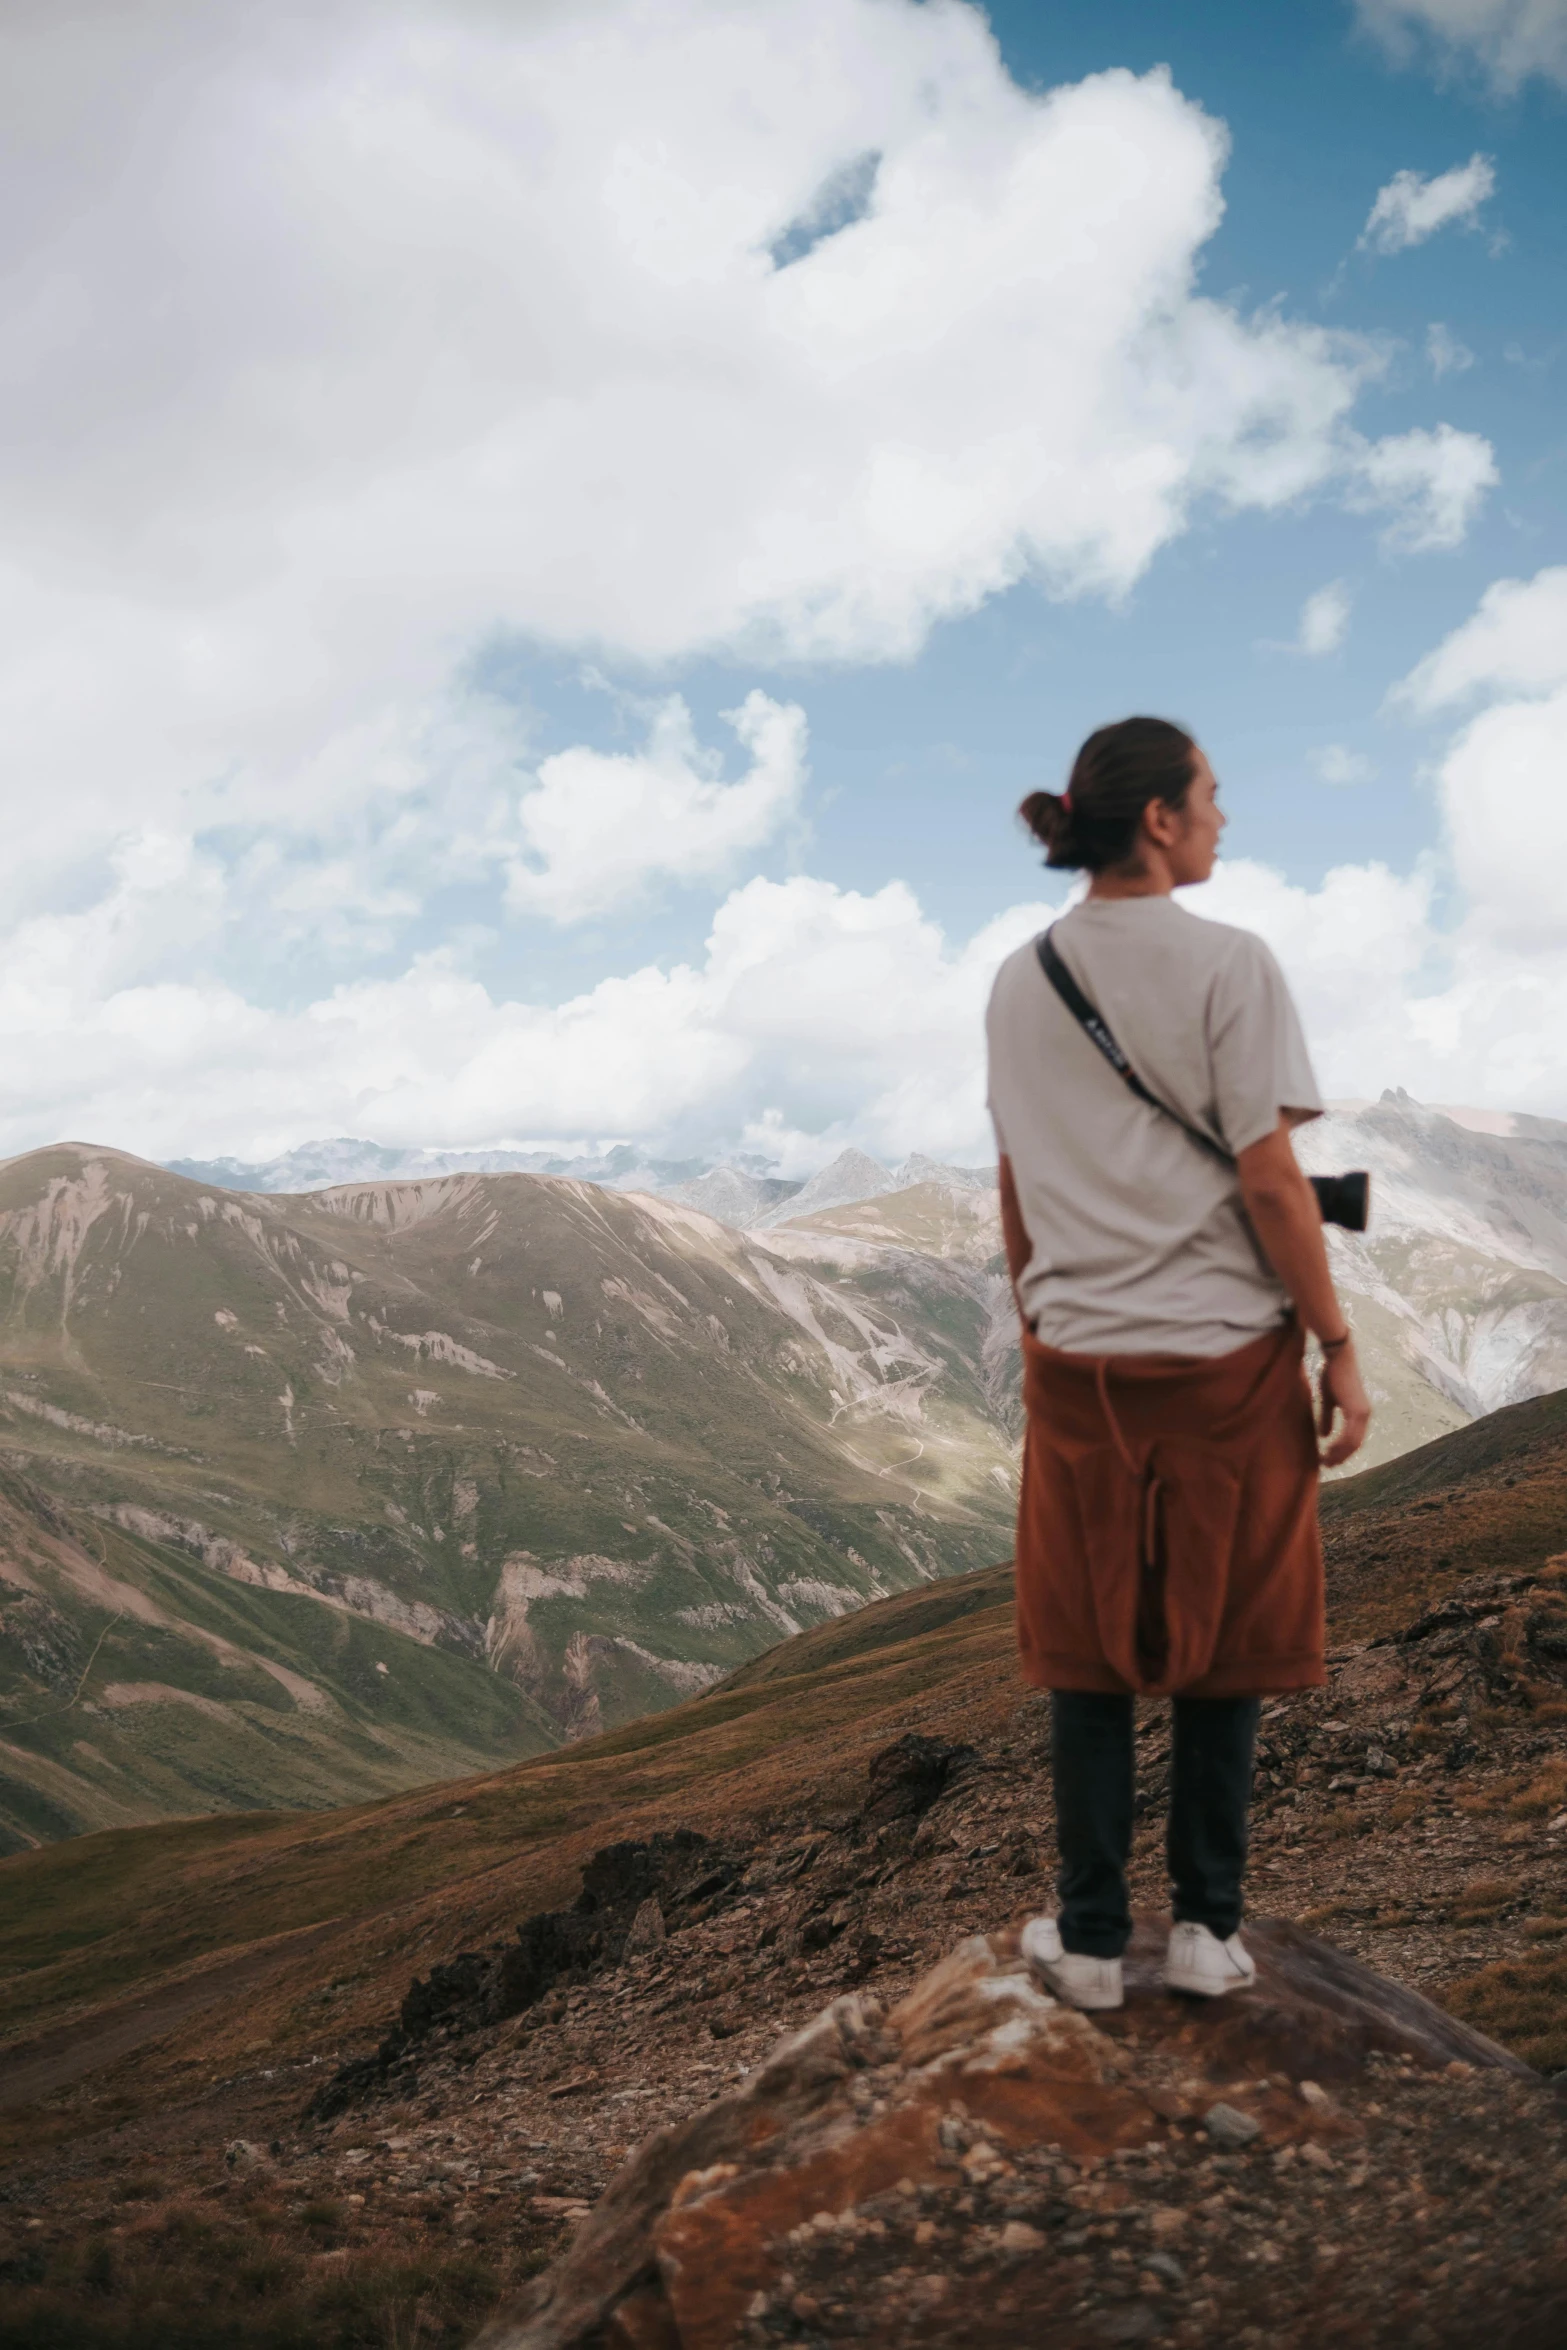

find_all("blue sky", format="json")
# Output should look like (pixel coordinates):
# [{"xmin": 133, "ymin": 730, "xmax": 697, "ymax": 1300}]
[{"xmin": 0, "ymin": 0, "xmax": 1564, "ymax": 1166}]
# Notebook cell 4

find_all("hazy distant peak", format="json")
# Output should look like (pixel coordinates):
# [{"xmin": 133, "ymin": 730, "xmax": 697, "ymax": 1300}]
[
  {"xmin": 751, "ymin": 1148, "xmax": 900, "ymax": 1229},
  {"xmin": 664, "ymin": 1164, "xmax": 803, "ymax": 1223},
  {"xmin": 164, "ymin": 1138, "xmax": 709, "ymax": 1196},
  {"xmin": 894, "ymin": 1153, "xmax": 995, "ymax": 1192}
]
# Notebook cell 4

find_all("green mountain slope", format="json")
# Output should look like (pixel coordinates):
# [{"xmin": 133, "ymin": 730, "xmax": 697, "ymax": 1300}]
[
  {"xmin": 0, "ymin": 1146, "xmax": 1016, "ymax": 1844},
  {"xmin": 0, "ymin": 1465, "xmax": 556, "ymax": 1850}
]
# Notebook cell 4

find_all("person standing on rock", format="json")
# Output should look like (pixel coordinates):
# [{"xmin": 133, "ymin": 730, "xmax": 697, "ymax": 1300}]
[{"xmin": 986, "ymin": 716, "xmax": 1372, "ymax": 2010}]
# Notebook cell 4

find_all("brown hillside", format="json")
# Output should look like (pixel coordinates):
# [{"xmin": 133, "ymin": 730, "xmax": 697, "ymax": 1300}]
[
  {"xmin": 1322, "ymin": 1383, "xmax": 1567, "ymax": 1638},
  {"xmin": 1, "ymin": 1393, "xmax": 1566, "ymax": 2346}
]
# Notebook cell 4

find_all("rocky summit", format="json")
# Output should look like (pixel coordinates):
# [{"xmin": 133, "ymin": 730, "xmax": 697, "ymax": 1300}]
[{"xmin": 471, "ymin": 1920, "xmax": 1560, "ymax": 2350}]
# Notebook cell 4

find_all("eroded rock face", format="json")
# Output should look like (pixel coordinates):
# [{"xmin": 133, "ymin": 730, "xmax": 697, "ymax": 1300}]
[
  {"xmin": 469, "ymin": 1919, "xmax": 1549, "ymax": 2350},
  {"xmin": 308, "ymin": 1828, "xmax": 739, "ymax": 2120},
  {"xmin": 862, "ymin": 1733, "xmax": 976, "ymax": 1826}
]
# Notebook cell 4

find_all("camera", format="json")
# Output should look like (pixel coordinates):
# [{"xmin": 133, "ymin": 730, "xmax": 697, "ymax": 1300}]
[{"xmin": 1309, "ymin": 1171, "xmax": 1369, "ymax": 1232}]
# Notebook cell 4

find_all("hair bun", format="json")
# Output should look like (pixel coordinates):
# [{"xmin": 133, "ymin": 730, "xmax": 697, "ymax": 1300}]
[{"xmin": 1018, "ymin": 789, "xmax": 1075, "ymax": 863}]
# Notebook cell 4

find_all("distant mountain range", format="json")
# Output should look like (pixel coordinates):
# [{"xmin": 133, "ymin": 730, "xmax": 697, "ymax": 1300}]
[
  {"xmin": 167, "ymin": 1136, "xmax": 995, "ymax": 1226},
  {"xmin": 168, "ymin": 1137, "xmax": 723, "ymax": 1197},
  {"xmin": 167, "ymin": 1092, "xmax": 1567, "ymax": 1438},
  {"xmin": 1299, "ymin": 1091, "xmax": 1567, "ymax": 1450},
  {"xmin": 4, "ymin": 1090, "xmax": 1565, "ymax": 1847},
  {"xmin": 0, "ymin": 1146, "xmax": 1015, "ymax": 1847}
]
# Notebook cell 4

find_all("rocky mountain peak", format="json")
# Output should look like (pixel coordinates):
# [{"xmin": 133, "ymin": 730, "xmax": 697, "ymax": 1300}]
[{"xmin": 750, "ymin": 1149, "xmax": 902, "ymax": 1230}]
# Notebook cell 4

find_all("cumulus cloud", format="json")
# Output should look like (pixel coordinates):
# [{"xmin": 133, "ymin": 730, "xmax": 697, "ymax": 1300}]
[
  {"xmin": 1359, "ymin": 154, "xmax": 1496, "ymax": 254},
  {"xmin": 505, "ymin": 693, "xmax": 806, "ymax": 923},
  {"xmin": 1438, "ymin": 691, "xmax": 1567, "ymax": 949},
  {"xmin": 1187, "ymin": 857, "xmax": 1439, "ymax": 1089},
  {"xmin": 1391, "ymin": 568, "xmax": 1567, "ymax": 955},
  {"xmin": 0, "ymin": 1, "xmax": 1539, "ymax": 1168},
  {"xmin": 1355, "ymin": 0, "xmax": 1567, "ymax": 90},
  {"xmin": 1393, "ymin": 567, "xmax": 1567, "ymax": 708},
  {"xmin": 1348, "ymin": 424, "xmax": 1498, "ymax": 551},
  {"xmin": 0, "ymin": 867, "xmax": 1051, "ymax": 1169},
  {"xmin": 1297, "ymin": 582, "xmax": 1353, "ymax": 655},
  {"xmin": 0, "ymin": 0, "xmax": 1489, "ymax": 925},
  {"xmin": 12, "ymin": 557, "xmax": 1567, "ymax": 1161}
]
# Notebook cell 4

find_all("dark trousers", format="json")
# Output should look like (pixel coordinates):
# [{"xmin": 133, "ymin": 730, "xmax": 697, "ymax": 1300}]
[{"xmin": 1050, "ymin": 1690, "xmax": 1260, "ymax": 1957}]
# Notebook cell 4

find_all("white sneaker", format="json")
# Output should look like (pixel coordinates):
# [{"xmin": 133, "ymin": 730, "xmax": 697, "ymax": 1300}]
[
  {"xmin": 1020, "ymin": 1915, "xmax": 1124, "ymax": 2010},
  {"xmin": 1163, "ymin": 1920, "xmax": 1257, "ymax": 1998}
]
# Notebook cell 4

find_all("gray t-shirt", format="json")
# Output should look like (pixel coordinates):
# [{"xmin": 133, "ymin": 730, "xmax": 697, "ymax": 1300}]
[{"xmin": 986, "ymin": 896, "xmax": 1322, "ymax": 1356}]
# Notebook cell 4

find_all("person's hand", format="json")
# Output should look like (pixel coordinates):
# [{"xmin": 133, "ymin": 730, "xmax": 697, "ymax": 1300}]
[{"xmin": 1318, "ymin": 1339, "xmax": 1371, "ymax": 1467}]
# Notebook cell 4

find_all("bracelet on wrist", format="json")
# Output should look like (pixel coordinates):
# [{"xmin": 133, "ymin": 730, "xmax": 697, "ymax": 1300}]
[{"xmin": 1320, "ymin": 1330, "xmax": 1352, "ymax": 1353}]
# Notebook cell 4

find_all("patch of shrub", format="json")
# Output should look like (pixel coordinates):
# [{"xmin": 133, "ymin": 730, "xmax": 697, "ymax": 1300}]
[
  {"xmin": 1446, "ymin": 1942, "xmax": 1567, "ymax": 2076},
  {"xmin": 1505, "ymin": 1759, "xmax": 1567, "ymax": 1819},
  {"xmin": 0, "ymin": 2234, "xmax": 510, "ymax": 2350},
  {"xmin": 1452, "ymin": 1874, "xmax": 1520, "ymax": 1922}
]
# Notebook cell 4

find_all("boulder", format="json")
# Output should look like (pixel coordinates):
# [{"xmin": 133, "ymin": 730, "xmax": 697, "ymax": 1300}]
[
  {"xmin": 469, "ymin": 1917, "xmax": 1546, "ymax": 2350},
  {"xmin": 623, "ymin": 1897, "xmax": 667, "ymax": 1957},
  {"xmin": 862, "ymin": 1733, "xmax": 975, "ymax": 1826}
]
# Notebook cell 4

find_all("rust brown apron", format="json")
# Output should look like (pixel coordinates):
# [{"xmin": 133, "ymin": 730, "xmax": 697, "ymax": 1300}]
[{"xmin": 1014, "ymin": 1318, "xmax": 1324, "ymax": 1698}]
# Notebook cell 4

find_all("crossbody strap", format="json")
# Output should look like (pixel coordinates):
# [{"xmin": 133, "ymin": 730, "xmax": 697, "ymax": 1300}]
[{"xmin": 1034, "ymin": 928, "xmax": 1232, "ymax": 1168}]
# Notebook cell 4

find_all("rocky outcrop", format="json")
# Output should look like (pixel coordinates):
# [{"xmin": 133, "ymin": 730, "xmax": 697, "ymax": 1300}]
[
  {"xmin": 307, "ymin": 1828, "xmax": 747, "ymax": 2120},
  {"xmin": 471, "ymin": 1920, "xmax": 1555, "ymax": 2350}
]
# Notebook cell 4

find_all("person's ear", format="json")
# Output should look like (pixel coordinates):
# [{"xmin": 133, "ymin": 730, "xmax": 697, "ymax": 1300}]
[{"xmin": 1141, "ymin": 797, "xmax": 1180, "ymax": 850}]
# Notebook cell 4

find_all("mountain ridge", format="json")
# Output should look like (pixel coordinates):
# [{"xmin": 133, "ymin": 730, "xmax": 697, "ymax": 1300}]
[
  {"xmin": 0, "ymin": 1143, "xmax": 1016, "ymax": 1846},
  {"xmin": 8, "ymin": 1089, "xmax": 1567, "ymax": 1845}
]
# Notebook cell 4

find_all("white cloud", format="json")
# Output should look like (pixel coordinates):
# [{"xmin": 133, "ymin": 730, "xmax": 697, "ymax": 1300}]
[
  {"xmin": 1297, "ymin": 582, "xmax": 1353, "ymax": 655},
  {"xmin": 1312, "ymin": 745, "xmax": 1377, "ymax": 785},
  {"xmin": 1186, "ymin": 857, "xmax": 1440, "ymax": 1092},
  {"xmin": 1393, "ymin": 567, "xmax": 1567, "ymax": 708},
  {"xmin": 1438, "ymin": 689, "xmax": 1567, "ymax": 948},
  {"xmin": 0, "ymin": 0, "xmax": 1488, "ymax": 930},
  {"xmin": 1355, "ymin": 0, "xmax": 1567, "ymax": 90},
  {"xmin": 1359, "ymin": 154, "xmax": 1496, "ymax": 254},
  {"xmin": 0, "ymin": 3, "xmax": 1543, "ymax": 1168},
  {"xmin": 12, "ymin": 557, "xmax": 1567, "ymax": 1161},
  {"xmin": 1348, "ymin": 424, "xmax": 1498, "ymax": 551},
  {"xmin": 505, "ymin": 693, "xmax": 806, "ymax": 923},
  {"xmin": 0, "ymin": 866, "xmax": 1052, "ymax": 1169},
  {"xmin": 1426, "ymin": 323, "xmax": 1475, "ymax": 378},
  {"xmin": 1390, "ymin": 568, "xmax": 1567, "ymax": 954}
]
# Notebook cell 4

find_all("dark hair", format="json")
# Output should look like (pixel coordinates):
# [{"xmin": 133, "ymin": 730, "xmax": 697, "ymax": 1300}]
[{"xmin": 1019, "ymin": 716, "xmax": 1197, "ymax": 873}]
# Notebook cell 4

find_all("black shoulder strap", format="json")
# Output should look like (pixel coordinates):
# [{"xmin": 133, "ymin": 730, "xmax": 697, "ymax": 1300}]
[{"xmin": 1034, "ymin": 929, "xmax": 1232, "ymax": 1167}]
